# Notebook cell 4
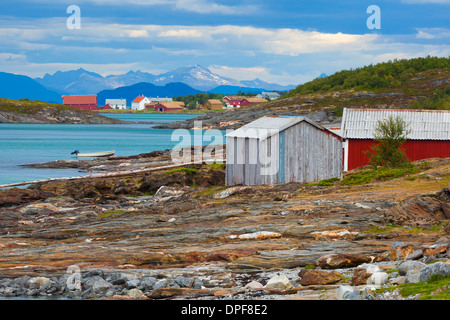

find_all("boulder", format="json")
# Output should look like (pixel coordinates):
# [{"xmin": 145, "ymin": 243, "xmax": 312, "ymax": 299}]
[
  {"xmin": 375, "ymin": 244, "xmax": 415, "ymax": 262},
  {"xmin": 127, "ymin": 288, "xmax": 145, "ymax": 299},
  {"xmin": 336, "ymin": 285, "xmax": 354, "ymax": 300},
  {"xmin": 27, "ymin": 277, "xmax": 50, "ymax": 289},
  {"xmin": 138, "ymin": 277, "xmax": 158, "ymax": 292},
  {"xmin": 405, "ymin": 268, "xmax": 422, "ymax": 283},
  {"xmin": 299, "ymin": 269, "xmax": 342, "ymax": 286},
  {"xmin": 351, "ymin": 268, "xmax": 372, "ymax": 286},
  {"xmin": 406, "ymin": 249, "xmax": 424, "ymax": 260},
  {"xmin": 244, "ymin": 281, "xmax": 264, "ymax": 290},
  {"xmin": 317, "ymin": 253, "xmax": 372, "ymax": 269},
  {"xmin": 423, "ymin": 244, "xmax": 448, "ymax": 257},
  {"xmin": 91, "ymin": 278, "xmax": 113, "ymax": 293},
  {"xmin": 398, "ymin": 261, "xmax": 426, "ymax": 276},
  {"xmin": 367, "ymin": 272, "xmax": 389, "ymax": 286},
  {"xmin": 264, "ymin": 275, "xmax": 293, "ymax": 290},
  {"xmin": 419, "ymin": 262, "xmax": 450, "ymax": 282}
]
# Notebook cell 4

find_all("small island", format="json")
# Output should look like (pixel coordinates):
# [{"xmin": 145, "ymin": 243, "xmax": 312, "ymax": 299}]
[{"xmin": 0, "ymin": 98, "xmax": 129, "ymax": 124}]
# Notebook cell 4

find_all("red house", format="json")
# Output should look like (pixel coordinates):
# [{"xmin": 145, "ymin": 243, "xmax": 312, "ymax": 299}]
[
  {"xmin": 145, "ymin": 101, "xmax": 185, "ymax": 112},
  {"xmin": 62, "ymin": 95, "xmax": 98, "ymax": 110},
  {"xmin": 223, "ymin": 96, "xmax": 267, "ymax": 109},
  {"xmin": 102, "ymin": 104, "xmax": 112, "ymax": 110},
  {"xmin": 341, "ymin": 108, "xmax": 450, "ymax": 171}
]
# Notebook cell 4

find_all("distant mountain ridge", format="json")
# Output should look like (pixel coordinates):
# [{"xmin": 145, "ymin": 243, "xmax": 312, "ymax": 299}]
[
  {"xmin": 35, "ymin": 65, "xmax": 296, "ymax": 95},
  {"xmin": 0, "ymin": 72, "xmax": 62, "ymax": 103},
  {"xmin": 240, "ymin": 78, "xmax": 296, "ymax": 91}
]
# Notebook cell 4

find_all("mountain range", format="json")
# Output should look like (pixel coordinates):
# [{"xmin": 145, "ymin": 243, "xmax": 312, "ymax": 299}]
[
  {"xmin": 0, "ymin": 65, "xmax": 299, "ymax": 104},
  {"xmin": 35, "ymin": 65, "xmax": 296, "ymax": 95}
]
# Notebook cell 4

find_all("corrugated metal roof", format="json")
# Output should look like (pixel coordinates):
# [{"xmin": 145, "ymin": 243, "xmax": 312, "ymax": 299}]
[
  {"xmin": 341, "ymin": 108, "xmax": 450, "ymax": 140},
  {"xmin": 225, "ymin": 116, "xmax": 323, "ymax": 140}
]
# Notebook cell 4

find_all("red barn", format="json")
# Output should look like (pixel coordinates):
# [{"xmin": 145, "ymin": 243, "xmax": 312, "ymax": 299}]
[
  {"xmin": 223, "ymin": 96, "xmax": 267, "ymax": 109},
  {"xmin": 145, "ymin": 101, "xmax": 185, "ymax": 112},
  {"xmin": 341, "ymin": 108, "xmax": 450, "ymax": 171},
  {"xmin": 62, "ymin": 95, "xmax": 98, "ymax": 110}
]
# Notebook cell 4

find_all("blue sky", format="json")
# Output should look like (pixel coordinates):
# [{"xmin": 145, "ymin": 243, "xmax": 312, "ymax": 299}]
[{"xmin": 0, "ymin": 0, "xmax": 449, "ymax": 85}]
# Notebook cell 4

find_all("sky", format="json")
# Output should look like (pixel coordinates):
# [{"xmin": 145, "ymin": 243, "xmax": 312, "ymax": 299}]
[{"xmin": 0, "ymin": 0, "xmax": 449, "ymax": 85}]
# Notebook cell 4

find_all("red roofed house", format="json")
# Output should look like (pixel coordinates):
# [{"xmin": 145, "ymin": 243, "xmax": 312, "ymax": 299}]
[
  {"xmin": 145, "ymin": 101, "xmax": 185, "ymax": 112},
  {"xmin": 102, "ymin": 104, "xmax": 112, "ymax": 110},
  {"xmin": 223, "ymin": 96, "xmax": 267, "ymax": 109},
  {"xmin": 62, "ymin": 95, "xmax": 98, "ymax": 110},
  {"xmin": 132, "ymin": 96, "xmax": 151, "ymax": 110}
]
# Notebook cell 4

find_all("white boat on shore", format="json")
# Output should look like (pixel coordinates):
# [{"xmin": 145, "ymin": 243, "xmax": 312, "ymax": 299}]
[{"xmin": 71, "ymin": 150, "xmax": 115, "ymax": 158}]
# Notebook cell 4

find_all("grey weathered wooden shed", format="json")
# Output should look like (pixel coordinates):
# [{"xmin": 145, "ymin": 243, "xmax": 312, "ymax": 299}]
[{"xmin": 225, "ymin": 116, "xmax": 343, "ymax": 186}]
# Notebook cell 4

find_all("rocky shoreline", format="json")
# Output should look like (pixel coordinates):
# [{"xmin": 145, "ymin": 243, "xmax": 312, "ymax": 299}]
[
  {"xmin": 0, "ymin": 151, "xmax": 449, "ymax": 300},
  {"xmin": 0, "ymin": 245, "xmax": 449, "ymax": 300},
  {"xmin": 0, "ymin": 108, "xmax": 129, "ymax": 124}
]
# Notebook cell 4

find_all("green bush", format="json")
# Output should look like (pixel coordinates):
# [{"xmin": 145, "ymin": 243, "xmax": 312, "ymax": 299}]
[{"xmin": 366, "ymin": 116, "xmax": 412, "ymax": 168}]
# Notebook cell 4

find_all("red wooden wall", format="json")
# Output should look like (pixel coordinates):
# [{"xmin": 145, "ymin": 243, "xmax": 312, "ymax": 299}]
[{"xmin": 347, "ymin": 139, "xmax": 450, "ymax": 171}]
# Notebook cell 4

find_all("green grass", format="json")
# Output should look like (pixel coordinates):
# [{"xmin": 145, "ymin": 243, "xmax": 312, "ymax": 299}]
[
  {"xmin": 307, "ymin": 177, "xmax": 340, "ymax": 187},
  {"xmin": 0, "ymin": 98, "xmax": 88, "ymax": 114},
  {"xmin": 163, "ymin": 167, "xmax": 199, "ymax": 175},
  {"xmin": 364, "ymin": 222, "xmax": 448, "ymax": 234},
  {"xmin": 206, "ymin": 163, "xmax": 226, "ymax": 170},
  {"xmin": 341, "ymin": 166, "xmax": 421, "ymax": 186},
  {"xmin": 98, "ymin": 210, "xmax": 125, "ymax": 219},
  {"xmin": 377, "ymin": 275, "xmax": 450, "ymax": 300}
]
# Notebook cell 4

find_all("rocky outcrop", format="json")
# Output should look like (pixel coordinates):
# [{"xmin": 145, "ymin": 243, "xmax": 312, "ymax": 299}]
[
  {"xmin": 0, "ymin": 109, "xmax": 128, "ymax": 124},
  {"xmin": 384, "ymin": 188, "xmax": 450, "ymax": 228},
  {"xmin": 0, "ymin": 154, "xmax": 449, "ymax": 300}
]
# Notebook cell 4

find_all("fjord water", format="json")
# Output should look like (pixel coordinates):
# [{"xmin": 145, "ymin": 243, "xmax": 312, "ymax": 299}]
[{"xmin": 0, "ymin": 113, "xmax": 201, "ymax": 186}]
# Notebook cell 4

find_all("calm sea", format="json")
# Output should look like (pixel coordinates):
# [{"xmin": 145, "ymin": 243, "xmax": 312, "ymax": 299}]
[{"xmin": 0, "ymin": 113, "xmax": 202, "ymax": 186}]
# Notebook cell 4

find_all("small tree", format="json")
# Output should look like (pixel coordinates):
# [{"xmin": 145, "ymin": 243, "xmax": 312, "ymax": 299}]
[{"xmin": 365, "ymin": 115, "xmax": 412, "ymax": 168}]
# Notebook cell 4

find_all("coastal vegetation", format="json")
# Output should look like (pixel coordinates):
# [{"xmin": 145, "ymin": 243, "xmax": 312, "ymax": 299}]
[
  {"xmin": 0, "ymin": 98, "xmax": 87, "ymax": 114},
  {"xmin": 375, "ymin": 274, "xmax": 450, "ymax": 300},
  {"xmin": 175, "ymin": 92, "xmax": 225, "ymax": 110},
  {"xmin": 284, "ymin": 56, "xmax": 450, "ymax": 97},
  {"xmin": 0, "ymin": 97, "xmax": 128, "ymax": 124},
  {"xmin": 366, "ymin": 115, "xmax": 412, "ymax": 169}
]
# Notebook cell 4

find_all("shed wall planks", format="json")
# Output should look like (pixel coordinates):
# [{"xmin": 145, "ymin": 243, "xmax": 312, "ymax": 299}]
[{"xmin": 226, "ymin": 118, "xmax": 343, "ymax": 186}]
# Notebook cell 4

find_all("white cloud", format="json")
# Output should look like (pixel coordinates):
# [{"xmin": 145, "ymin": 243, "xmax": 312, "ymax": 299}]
[
  {"xmin": 208, "ymin": 65, "xmax": 321, "ymax": 86},
  {"xmin": 159, "ymin": 29, "xmax": 205, "ymax": 38},
  {"xmin": 416, "ymin": 28, "xmax": 450, "ymax": 39},
  {"xmin": 174, "ymin": 0, "xmax": 259, "ymax": 15},
  {"xmin": 1, "ymin": 16, "xmax": 449, "ymax": 85}
]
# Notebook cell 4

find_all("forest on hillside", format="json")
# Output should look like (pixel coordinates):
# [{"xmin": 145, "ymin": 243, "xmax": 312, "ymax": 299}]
[{"xmin": 284, "ymin": 56, "xmax": 450, "ymax": 97}]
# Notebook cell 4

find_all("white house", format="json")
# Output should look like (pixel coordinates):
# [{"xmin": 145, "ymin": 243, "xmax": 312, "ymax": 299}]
[
  {"xmin": 131, "ymin": 96, "xmax": 151, "ymax": 110},
  {"xmin": 105, "ymin": 99, "xmax": 127, "ymax": 110}
]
